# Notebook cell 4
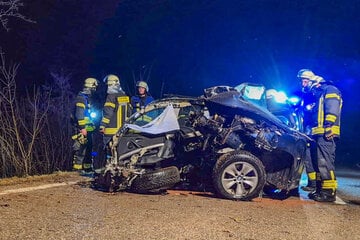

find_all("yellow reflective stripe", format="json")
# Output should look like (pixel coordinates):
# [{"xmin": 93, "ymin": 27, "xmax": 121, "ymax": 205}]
[
  {"xmin": 308, "ymin": 172, "xmax": 316, "ymax": 181},
  {"xmin": 78, "ymin": 119, "xmax": 86, "ymax": 125},
  {"xmin": 312, "ymin": 126, "xmax": 340, "ymax": 135},
  {"xmin": 325, "ymin": 93, "xmax": 341, "ymax": 100},
  {"xmin": 83, "ymin": 163, "xmax": 92, "ymax": 169},
  {"xmin": 330, "ymin": 170, "xmax": 336, "ymax": 180},
  {"xmin": 318, "ymin": 96, "xmax": 324, "ymax": 128},
  {"xmin": 117, "ymin": 104, "xmax": 123, "ymax": 129},
  {"xmin": 104, "ymin": 127, "xmax": 118, "ymax": 135},
  {"xmin": 312, "ymin": 127, "xmax": 325, "ymax": 135},
  {"xmin": 104, "ymin": 102, "xmax": 116, "ymax": 108},
  {"xmin": 71, "ymin": 134, "xmax": 79, "ymax": 140},
  {"xmin": 102, "ymin": 117, "xmax": 110, "ymax": 124},
  {"xmin": 322, "ymin": 180, "xmax": 337, "ymax": 190},
  {"xmin": 117, "ymin": 96, "xmax": 130, "ymax": 103},
  {"xmin": 73, "ymin": 164, "xmax": 82, "ymax": 170},
  {"xmin": 76, "ymin": 102, "xmax": 86, "ymax": 108},
  {"xmin": 325, "ymin": 114, "xmax": 337, "ymax": 123},
  {"xmin": 325, "ymin": 126, "xmax": 340, "ymax": 134}
]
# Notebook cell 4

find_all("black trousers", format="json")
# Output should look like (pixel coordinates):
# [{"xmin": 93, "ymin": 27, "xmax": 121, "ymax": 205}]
[
  {"xmin": 310, "ymin": 135, "xmax": 337, "ymax": 190},
  {"xmin": 72, "ymin": 131, "xmax": 93, "ymax": 168}
]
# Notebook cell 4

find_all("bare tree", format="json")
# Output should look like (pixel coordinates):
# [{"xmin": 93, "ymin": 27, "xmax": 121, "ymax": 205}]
[
  {"xmin": 0, "ymin": 0, "xmax": 34, "ymax": 31},
  {"xmin": 35, "ymin": 70, "xmax": 75, "ymax": 172},
  {"xmin": 0, "ymin": 51, "xmax": 52, "ymax": 177}
]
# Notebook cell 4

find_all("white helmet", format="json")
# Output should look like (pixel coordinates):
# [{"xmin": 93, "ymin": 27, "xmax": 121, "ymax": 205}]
[
  {"xmin": 84, "ymin": 78, "xmax": 98, "ymax": 89},
  {"xmin": 297, "ymin": 69, "xmax": 315, "ymax": 80},
  {"xmin": 302, "ymin": 74, "xmax": 325, "ymax": 93},
  {"xmin": 136, "ymin": 81, "xmax": 149, "ymax": 92},
  {"xmin": 103, "ymin": 74, "xmax": 120, "ymax": 86},
  {"xmin": 312, "ymin": 75, "xmax": 325, "ymax": 84}
]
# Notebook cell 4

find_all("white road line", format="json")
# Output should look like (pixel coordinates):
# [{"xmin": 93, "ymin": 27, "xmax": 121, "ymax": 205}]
[
  {"xmin": 0, "ymin": 181, "xmax": 78, "ymax": 196},
  {"xmin": 335, "ymin": 196, "xmax": 347, "ymax": 205}
]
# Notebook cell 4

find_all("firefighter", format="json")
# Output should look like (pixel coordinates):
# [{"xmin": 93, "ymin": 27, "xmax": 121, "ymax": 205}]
[
  {"xmin": 298, "ymin": 69, "xmax": 343, "ymax": 202},
  {"xmin": 130, "ymin": 81, "xmax": 154, "ymax": 114},
  {"xmin": 72, "ymin": 77, "xmax": 98, "ymax": 172},
  {"xmin": 99, "ymin": 74, "xmax": 131, "ymax": 146}
]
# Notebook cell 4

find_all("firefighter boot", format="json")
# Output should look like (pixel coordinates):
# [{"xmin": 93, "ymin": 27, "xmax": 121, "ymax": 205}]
[
  {"xmin": 308, "ymin": 190, "xmax": 320, "ymax": 200},
  {"xmin": 313, "ymin": 189, "xmax": 336, "ymax": 202},
  {"xmin": 301, "ymin": 180, "xmax": 316, "ymax": 192},
  {"xmin": 72, "ymin": 156, "xmax": 83, "ymax": 171},
  {"xmin": 83, "ymin": 163, "xmax": 93, "ymax": 173}
]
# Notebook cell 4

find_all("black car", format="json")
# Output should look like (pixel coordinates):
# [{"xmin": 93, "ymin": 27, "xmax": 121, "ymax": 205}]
[{"xmin": 94, "ymin": 84, "xmax": 309, "ymax": 201}]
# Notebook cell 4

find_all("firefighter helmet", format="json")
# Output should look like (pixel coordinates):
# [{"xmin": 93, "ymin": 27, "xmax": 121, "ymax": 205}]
[
  {"xmin": 302, "ymin": 74, "xmax": 325, "ymax": 93},
  {"xmin": 312, "ymin": 75, "xmax": 325, "ymax": 84},
  {"xmin": 103, "ymin": 74, "xmax": 120, "ymax": 86},
  {"xmin": 136, "ymin": 81, "xmax": 149, "ymax": 92},
  {"xmin": 297, "ymin": 69, "xmax": 315, "ymax": 80},
  {"xmin": 84, "ymin": 78, "xmax": 98, "ymax": 89}
]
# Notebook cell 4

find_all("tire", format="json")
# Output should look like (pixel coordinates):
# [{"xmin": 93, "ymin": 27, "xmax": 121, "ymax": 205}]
[
  {"xmin": 130, "ymin": 166, "xmax": 180, "ymax": 193},
  {"xmin": 213, "ymin": 151, "xmax": 266, "ymax": 201}
]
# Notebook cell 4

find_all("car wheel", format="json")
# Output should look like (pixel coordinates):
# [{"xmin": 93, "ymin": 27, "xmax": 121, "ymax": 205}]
[
  {"xmin": 130, "ymin": 166, "xmax": 180, "ymax": 193},
  {"xmin": 213, "ymin": 151, "xmax": 266, "ymax": 200}
]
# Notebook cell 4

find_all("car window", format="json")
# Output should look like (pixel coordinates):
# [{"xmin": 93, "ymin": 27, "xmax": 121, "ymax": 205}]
[{"xmin": 130, "ymin": 107, "xmax": 166, "ymax": 126}]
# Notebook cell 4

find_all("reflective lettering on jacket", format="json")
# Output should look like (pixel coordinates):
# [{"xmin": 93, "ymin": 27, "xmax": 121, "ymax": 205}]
[
  {"xmin": 311, "ymin": 84, "xmax": 342, "ymax": 137},
  {"xmin": 101, "ymin": 93, "xmax": 130, "ymax": 136}
]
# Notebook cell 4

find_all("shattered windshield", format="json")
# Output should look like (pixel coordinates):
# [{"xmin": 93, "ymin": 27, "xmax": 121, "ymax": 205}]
[{"xmin": 130, "ymin": 107, "xmax": 166, "ymax": 126}]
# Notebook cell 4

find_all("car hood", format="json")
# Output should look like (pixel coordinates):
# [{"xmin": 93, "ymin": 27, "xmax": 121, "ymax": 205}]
[{"xmin": 204, "ymin": 90, "xmax": 292, "ymax": 132}]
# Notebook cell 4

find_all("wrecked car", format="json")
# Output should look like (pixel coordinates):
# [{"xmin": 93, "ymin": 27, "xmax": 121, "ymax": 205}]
[{"xmin": 94, "ymin": 84, "xmax": 309, "ymax": 201}]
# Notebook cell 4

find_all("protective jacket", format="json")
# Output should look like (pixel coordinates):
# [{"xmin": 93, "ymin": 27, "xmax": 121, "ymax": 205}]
[
  {"xmin": 310, "ymin": 84, "xmax": 342, "ymax": 138},
  {"xmin": 101, "ymin": 91, "xmax": 131, "ymax": 136},
  {"xmin": 130, "ymin": 94, "xmax": 154, "ymax": 114},
  {"xmin": 73, "ymin": 91, "xmax": 96, "ymax": 132},
  {"xmin": 72, "ymin": 90, "xmax": 95, "ymax": 171}
]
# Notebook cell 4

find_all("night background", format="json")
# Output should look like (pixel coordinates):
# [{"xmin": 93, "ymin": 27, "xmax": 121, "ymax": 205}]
[{"xmin": 1, "ymin": 0, "xmax": 359, "ymax": 168}]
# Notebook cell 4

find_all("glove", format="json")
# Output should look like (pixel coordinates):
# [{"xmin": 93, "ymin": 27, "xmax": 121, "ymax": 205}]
[
  {"xmin": 324, "ymin": 128, "xmax": 334, "ymax": 140},
  {"xmin": 78, "ymin": 134, "xmax": 87, "ymax": 145},
  {"xmin": 99, "ymin": 126, "xmax": 105, "ymax": 134},
  {"xmin": 80, "ymin": 128, "xmax": 87, "ymax": 136}
]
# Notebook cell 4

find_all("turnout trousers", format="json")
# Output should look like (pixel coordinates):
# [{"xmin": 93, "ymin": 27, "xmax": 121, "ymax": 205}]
[{"xmin": 310, "ymin": 136, "xmax": 337, "ymax": 192}]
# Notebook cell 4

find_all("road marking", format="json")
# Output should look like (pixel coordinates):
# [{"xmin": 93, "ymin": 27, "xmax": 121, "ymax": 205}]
[
  {"xmin": 0, "ymin": 181, "xmax": 78, "ymax": 196},
  {"xmin": 335, "ymin": 196, "xmax": 346, "ymax": 205}
]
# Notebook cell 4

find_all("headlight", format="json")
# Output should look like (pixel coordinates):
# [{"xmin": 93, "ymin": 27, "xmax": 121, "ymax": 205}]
[
  {"xmin": 273, "ymin": 91, "xmax": 288, "ymax": 104},
  {"xmin": 288, "ymin": 96, "xmax": 301, "ymax": 105}
]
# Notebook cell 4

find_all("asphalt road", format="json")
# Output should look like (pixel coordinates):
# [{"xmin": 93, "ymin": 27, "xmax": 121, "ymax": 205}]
[{"xmin": 0, "ymin": 171, "xmax": 359, "ymax": 240}]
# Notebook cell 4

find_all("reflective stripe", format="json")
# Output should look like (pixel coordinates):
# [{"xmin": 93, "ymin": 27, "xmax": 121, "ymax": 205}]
[
  {"xmin": 104, "ymin": 102, "xmax": 116, "ymax": 108},
  {"xmin": 104, "ymin": 127, "xmax": 118, "ymax": 135},
  {"xmin": 325, "ymin": 93, "xmax": 341, "ymax": 100},
  {"xmin": 101, "ymin": 117, "xmax": 110, "ymax": 124},
  {"xmin": 117, "ymin": 96, "xmax": 130, "ymax": 103},
  {"xmin": 83, "ymin": 163, "xmax": 92, "ymax": 170},
  {"xmin": 312, "ymin": 125, "xmax": 340, "ymax": 135},
  {"xmin": 73, "ymin": 164, "xmax": 82, "ymax": 170},
  {"xmin": 318, "ymin": 96, "xmax": 324, "ymax": 128},
  {"xmin": 78, "ymin": 119, "xmax": 86, "ymax": 126},
  {"xmin": 308, "ymin": 172, "xmax": 316, "ymax": 181},
  {"xmin": 76, "ymin": 102, "xmax": 86, "ymax": 108},
  {"xmin": 325, "ymin": 114, "xmax": 337, "ymax": 123},
  {"xmin": 322, "ymin": 180, "xmax": 337, "ymax": 190},
  {"xmin": 330, "ymin": 170, "xmax": 336, "ymax": 180}
]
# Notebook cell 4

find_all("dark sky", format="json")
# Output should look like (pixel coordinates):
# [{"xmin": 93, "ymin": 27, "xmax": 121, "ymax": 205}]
[{"xmin": 1, "ymin": 0, "xmax": 359, "ymax": 167}]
